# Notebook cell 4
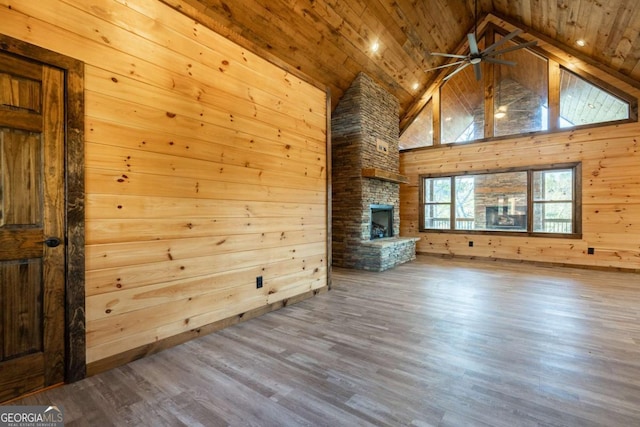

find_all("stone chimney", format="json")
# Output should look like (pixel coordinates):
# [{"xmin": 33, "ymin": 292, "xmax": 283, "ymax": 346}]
[{"xmin": 331, "ymin": 73, "xmax": 418, "ymax": 271}]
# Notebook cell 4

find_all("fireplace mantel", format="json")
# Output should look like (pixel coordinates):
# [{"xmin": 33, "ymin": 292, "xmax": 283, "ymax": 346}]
[{"xmin": 361, "ymin": 168, "xmax": 409, "ymax": 184}]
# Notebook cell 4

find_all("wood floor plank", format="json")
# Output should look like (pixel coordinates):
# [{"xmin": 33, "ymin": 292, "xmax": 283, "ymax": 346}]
[{"xmin": 11, "ymin": 255, "xmax": 640, "ymax": 426}]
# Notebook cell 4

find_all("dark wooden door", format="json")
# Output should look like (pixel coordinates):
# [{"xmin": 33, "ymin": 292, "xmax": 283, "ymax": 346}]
[{"xmin": 0, "ymin": 51, "xmax": 65, "ymax": 402}]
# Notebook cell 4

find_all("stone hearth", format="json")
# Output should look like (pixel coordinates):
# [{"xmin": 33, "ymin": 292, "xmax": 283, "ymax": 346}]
[{"xmin": 331, "ymin": 73, "xmax": 418, "ymax": 271}]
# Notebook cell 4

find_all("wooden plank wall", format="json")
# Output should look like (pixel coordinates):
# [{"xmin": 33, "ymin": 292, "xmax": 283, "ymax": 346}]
[
  {"xmin": 0, "ymin": 0, "xmax": 327, "ymax": 366},
  {"xmin": 400, "ymin": 76, "xmax": 640, "ymax": 270}
]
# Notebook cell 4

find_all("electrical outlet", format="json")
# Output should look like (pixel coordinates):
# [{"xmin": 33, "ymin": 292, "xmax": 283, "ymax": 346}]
[
  {"xmin": 256, "ymin": 276, "xmax": 263, "ymax": 288},
  {"xmin": 468, "ymin": 241, "xmax": 474, "ymax": 247},
  {"xmin": 376, "ymin": 139, "xmax": 389, "ymax": 154},
  {"xmin": 587, "ymin": 247, "xmax": 595, "ymax": 255}
]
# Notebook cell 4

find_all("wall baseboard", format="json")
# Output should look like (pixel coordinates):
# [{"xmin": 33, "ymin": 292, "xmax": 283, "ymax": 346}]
[
  {"xmin": 87, "ymin": 287, "xmax": 328, "ymax": 377},
  {"xmin": 416, "ymin": 252, "xmax": 640, "ymax": 274}
]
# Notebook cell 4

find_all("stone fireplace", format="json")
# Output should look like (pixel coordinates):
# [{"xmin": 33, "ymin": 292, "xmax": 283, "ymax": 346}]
[{"xmin": 331, "ymin": 73, "xmax": 419, "ymax": 271}]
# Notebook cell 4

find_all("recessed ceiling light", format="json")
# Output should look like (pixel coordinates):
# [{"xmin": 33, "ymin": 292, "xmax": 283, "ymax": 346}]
[
  {"xmin": 576, "ymin": 39, "xmax": 586, "ymax": 47},
  {"xmin": 412, "ymin": 82, "xmax": 419, "ymax": 90},
  {"xmin": 495, "ymin": 105, "xmax": 507, "ymax": 118},
  {"xmin": 371, "ymin": 41, "xmax": 380, "ymax": 53}
]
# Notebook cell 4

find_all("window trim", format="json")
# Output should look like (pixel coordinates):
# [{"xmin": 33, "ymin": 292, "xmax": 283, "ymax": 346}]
[{"xmin": 419, "ymin": 163, "xmax": 582, "ymax": 238}]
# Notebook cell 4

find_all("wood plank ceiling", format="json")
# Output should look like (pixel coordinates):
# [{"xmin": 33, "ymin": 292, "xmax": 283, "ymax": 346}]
[{"xmin": 164, "ymin": 0, "xmax": 640, "ymax": 125}]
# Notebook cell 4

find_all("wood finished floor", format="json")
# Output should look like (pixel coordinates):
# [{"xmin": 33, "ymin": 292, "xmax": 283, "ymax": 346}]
[{"xmin": 12, "ymin": 255, "xmax": 640, "ymax": 426}]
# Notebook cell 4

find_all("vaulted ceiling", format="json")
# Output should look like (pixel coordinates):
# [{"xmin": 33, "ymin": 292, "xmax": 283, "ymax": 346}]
[{"xmin": 164, "ymin": 0, "xmax": 640, "ymax": 126}]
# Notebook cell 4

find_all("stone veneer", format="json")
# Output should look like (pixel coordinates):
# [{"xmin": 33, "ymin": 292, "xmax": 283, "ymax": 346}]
[{"xmin": 332, "ymin": 72, "xmax": 418, "ymax": 271}]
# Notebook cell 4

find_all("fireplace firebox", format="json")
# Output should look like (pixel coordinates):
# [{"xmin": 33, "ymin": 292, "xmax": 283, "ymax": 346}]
[{"xmin": 370, "ymin": 204, "xmax": 393, "ymax": 239}]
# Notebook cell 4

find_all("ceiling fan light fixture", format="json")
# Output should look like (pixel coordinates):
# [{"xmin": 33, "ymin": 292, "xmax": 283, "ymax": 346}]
[{"xmin": 424, "ymin": 0, "xmax": 537, "ymax": 81}]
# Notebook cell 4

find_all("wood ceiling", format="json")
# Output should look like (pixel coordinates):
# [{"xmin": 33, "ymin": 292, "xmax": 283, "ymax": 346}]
[{"xmin": 163, "ymin": 0, "xmax": 640, "ymax": 126}]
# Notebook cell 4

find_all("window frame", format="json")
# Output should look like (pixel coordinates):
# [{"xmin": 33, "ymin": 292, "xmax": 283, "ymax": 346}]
[{"xmin": 419, "ymin": 163, "xmax": 582, "ymax": 238}]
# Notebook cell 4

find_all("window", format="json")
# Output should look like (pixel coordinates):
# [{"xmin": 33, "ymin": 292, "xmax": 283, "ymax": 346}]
[
  {"xmin": 420, "ymin": 164, "xmax": 580, "ymax": 236},
  {"xmin": 455, "ymin": 176, "xmax": 475, "ymax": 230},
  {"xmin": 423, "ymin": 177, "xmax": 451, "ymax": 229},
  {"xmin": 440, "ymin": 35, "xmax": 486, "ymax": 144},
  {"xmin": 399, "ymin": 99, "xmax": 433, "ymax": 150},
  {"xmin": 440, "ymin": 61, "xmax": 485, "ymax": 144},
  {"xmin": 494, "ymin": 38, "xmax": 548, "ymax": 137},
  {"xmin": 533, "ymin": 169, "xmax": 574, "ymax": 233},
  {"xmin": 559, "ymin": 68, "xmax": 630, "ymax": 128},
  {"xmin": 399, "ymin": 25, "xmax": 637, "ymax": 151}
]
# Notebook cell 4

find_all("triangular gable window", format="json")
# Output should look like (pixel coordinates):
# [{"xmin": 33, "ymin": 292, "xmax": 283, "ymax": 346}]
[
  {"xmin": 399, "ymin": 98, "xmax": 433, "ymax": 150},
  {"xmin": 559, "ymin": 68, "xmax": 630, "ymax": 128}
]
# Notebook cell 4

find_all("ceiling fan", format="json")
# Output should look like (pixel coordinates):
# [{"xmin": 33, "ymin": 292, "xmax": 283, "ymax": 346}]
[{"xmin": 426, "ymin": 0, "xmax": 537, "ymax": 81}]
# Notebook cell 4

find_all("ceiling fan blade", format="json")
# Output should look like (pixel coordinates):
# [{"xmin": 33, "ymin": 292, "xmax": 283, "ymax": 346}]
[
  {"xmin": 484, "ymin": 57, "xmax": 516, "ymax": 66},
  {"xmin": 483, "ymin": 29, "xmax": 523, "ymax": 55},
  {"xmin": 473, "ymin": 62, "xmax": 482, "ymax": 80},
  {"xmin": 443, "ymin": 62, "xmax": 471, "ymax": 81},
  {"xmin": 425, "ymin": 60, "xmax": 467, "ymax": 72},
  {"xmin": 468, "ymin": 33, "xmax": 480, "ymax": 55},
  {"xmin": 487, "ymin": 40, "xmax": 538, "ymax": 57},
  {"xmin": 430, "ymin": 52, "xmax": 468, "ymax": 59}
]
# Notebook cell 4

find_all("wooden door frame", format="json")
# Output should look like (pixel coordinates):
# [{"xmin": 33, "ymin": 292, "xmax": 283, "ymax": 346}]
[{"xmin": 0, "ymin": 34, "xmax": 85, "ymax": 383}]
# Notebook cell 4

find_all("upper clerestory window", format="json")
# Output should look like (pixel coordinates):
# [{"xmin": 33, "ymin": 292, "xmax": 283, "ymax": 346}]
[{"xmin": 399, "ymin": 27, "xmax": 636, "ymax": 151}]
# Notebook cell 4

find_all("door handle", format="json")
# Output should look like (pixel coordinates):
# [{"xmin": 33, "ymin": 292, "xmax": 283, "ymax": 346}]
[{"xmin": 42, "ymin": 237, "xmax": 61, "ymax": 248}]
